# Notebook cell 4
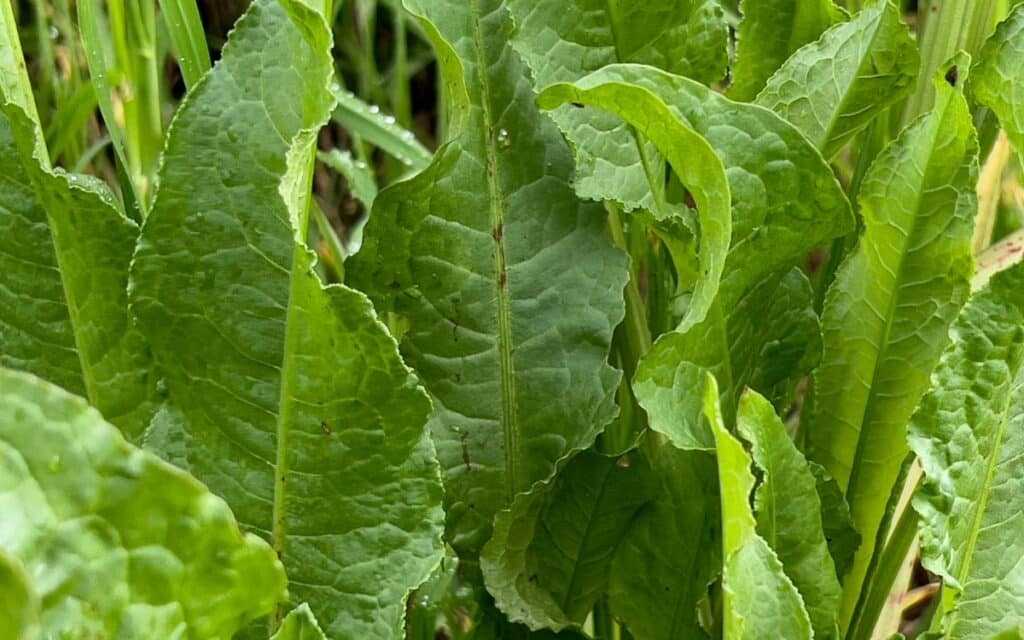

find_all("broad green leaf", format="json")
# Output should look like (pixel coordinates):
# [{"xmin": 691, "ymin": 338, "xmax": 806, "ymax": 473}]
[
  {"xmin": 331, "ymin": 86, "xmax": 433, "ymax": 171},
  {"xmin": 810, "ymin": 462, "xmax": 862, "ymax": 580},
  {"xmin": 738, "ymin": 390, "xmax": 842, "ymax": 638},
  {"xmin": 537, "ymin": 65, "xmax": 734, "ymax": 331},
  {"xmin": 730, "ymin": 0, "xmax": 845, "ymax": 101},
  {"xmin": 636, "ymin": 269, "xmax": 821, "ymax": 449},
  {"xmin": 0, "ymin": 551, "xmax": 37, "ymax": 640},
  {"xmin": 973, "ymin": 4, "xmax": 1024, "ymax": 155},
  {"xmin": 756, "ymin": 0, "xmax": 919, "ymax": 159},
  {"xmin": 807, "ymin": 57, "xmax": 978, "ymax": 628},
  {"xmin": 507, "ymin": 0, "xmax": 728, "ymax": 213},
  {"xmin": 0, "ymin": 99, "xmax": 155, "ymax": 438},
  {"xmin": 909, "ymin": 263, "xmax": 1024, "ymax": 640},
  {"xmin": 608, "ymin": 446, "xmax": 720, "ymax": 640},
  {"xmin": 347, "ymin": 0, "xmax": 628, "ymax": 568},
  {"xmin": 271, "ymin": 604, "xmax": 327, "ymax": 640},
  {"xmin": 480, "ymin": 449, "xmax": 656, "ymax": 631},
  {"xmin": 0, "ymin": 367, "xmax": 286, "ymax": 639},
  {"xmin": 129, "ymin": 1, "xmax": 444, "ymax": 636},
  {"xmin": 538, "ymin": 64, "xmax": 850, "ymax": 445},
  {"xmin": 704, "ymin": 375, "xmax": 813, "ymax": 640}
]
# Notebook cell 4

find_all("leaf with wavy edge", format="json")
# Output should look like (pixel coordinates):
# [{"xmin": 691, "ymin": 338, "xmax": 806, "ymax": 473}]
[
  {"xmin": 0, "ymin": 367, "xmax": 286, "ymax": 639},
  {"xmin": 539, "ymin": 64, "xmax": 850, "ymax": 447},
  {"xmin": 537, "ymin": 65, "xmax": 736, "ymax": 332},
  {"xmin": 973, "ymin": 4, "xmax": 1024, "ymax": 155},
  {"xmin": 739, "ymin": 390, "xmax": 842, "ymax": 638},
  {"xmin": 807, "ymin": 56, "xmax": 978, "ymax": 628},
  {"xmin": 909, "ymin": 263, "xmax": 1024, "ymax": 640},
  {"xmin": 730, "ymin": 0, "xmax": 845, "ymax": 101},
  {"xmin": 346, "ymin": 0, "xmax": 627, "ymax": 571},
  {"xmin": 704, "ymin": 375, "xmax": 813, "ymax": 640},
  {"xmin": 0, "ymin": 99, "xmax": 155, "ymax": 438},
  {"xmin": 756, "ymin": 0, "xmax": 919, "ymax": 160},
  {"xmin": 480, "ymin": 449, "xmax": 656, "ymax": 631},
  {"xmin": 129, "ymin": 1, "xmax": 444, "ymax": 636},
  {"xmin": 507, "ymin": 0, "xmax": 727, "ymax": 214}
]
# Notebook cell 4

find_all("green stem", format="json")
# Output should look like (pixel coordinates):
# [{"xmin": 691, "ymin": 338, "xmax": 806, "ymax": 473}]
[
  {"xmin": 903, "ymin": 0, "xmax": 999, "ymax": 124},
  {"xmin": 603, "ymin": 202, "xmax": 652, "ymax": 453},
  {"xmin": 846, "ymin": 499, "xmax": 919, "ymax": 640}
]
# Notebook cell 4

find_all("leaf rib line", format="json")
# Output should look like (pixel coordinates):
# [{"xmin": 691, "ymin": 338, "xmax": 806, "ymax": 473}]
[{"xmin": 470, "ymin": 0, "xmax": 520, "ymax": 503}]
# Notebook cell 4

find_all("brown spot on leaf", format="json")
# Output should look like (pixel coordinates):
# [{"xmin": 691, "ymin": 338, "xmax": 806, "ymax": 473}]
[
  {"xmin": 321, "ymin": 420, "xmax": 333, "ymax": 436},
  {"xmin": 945, "ymin": 65, "xmax": 959, "ymax": 87}
]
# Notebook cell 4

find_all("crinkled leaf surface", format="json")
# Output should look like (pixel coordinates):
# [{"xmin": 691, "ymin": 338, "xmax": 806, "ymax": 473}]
[
  {"xmin": 129, "ymin": 1, "xmax": 444, "ymax": 636},
  {"xmin": 730, "ymin": 0, "xmax": 845, "ymax": 101},
  {"xmin": 0, "ymin": 99, "xmax": 154, "ymax": 438},
  {"xmin": 480, "ymin": 449, "xmax": 656, "ymax": 631},
  {"xmin": 704, "ymin": 376, "xmax": 813, "ymax": 640},
  {"xmin": 738, "ymin": 390, "xmax": 841, "ymax": 638},
  {"xmin": 909, "ymin": 263, "xmax": 1024, "ymax": 640},
  {"xmin": 807, "ymin": 59, "xmax": 978, "ymax": 627},
  {"xmin": 608, "ymin": 445, "xmax": 720, "ymax": 640},
  {"xmin": 0, "ymin": 367, "xmax": 286, "ymax": 639},
  {"xmin": 507, "ymin": 0, "xmax": 727, "ymax": 213},
  {"xmin": 347, "ymin": 0, "xmax": 627, "ymax": 566},
  {"xmin": 973, "ymin": 4, "xmax": 1024, "ymax": 155},
  {"xmin": 756, "ymin": 0, "xmax": 919, "ymax": 159}
]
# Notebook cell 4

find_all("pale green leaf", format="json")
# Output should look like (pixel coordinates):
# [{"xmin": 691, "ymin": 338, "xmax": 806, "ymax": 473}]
[
  {"xmin": 507, "ymin": 0, "xmax": 728, "ymax": 213},
  {"xmin": 973, "ymin": 4, "xmax": 1024, "ymax": 155},
  {"xmin": 0, "ymin": 367, "xmax": 286, "ymax": 639},
  {"xmin": 608, "ymin": 446, "xmax": 720, "ymax": 640},
  {"xmin": 756, "ymin": 0, "xmax": 919, "ymax": 159},
  {"xmin": 730, "ymin": 0, "xmax": 845, "ymax": 101},
  {"xmin": 271, "ymin": 604, "xmax": 328, "ymax": 640},
  {"xmin": 738, "ymin": 390, "xmax": 842, "ymax": 638},
  {"xmin": 0, "ymin": 99, "xmax": 155, "ymax": 438},
  {"xmin": 129, "ymin": 2, "xmax": 444, "ymax": 636},
  {"xmin": 704, "ymin": 375, "xmax": 813, "ymax": 640},
  {"xmin": 347, "ymin": 0, "xmax": 628, "ymax": 568},
  {"xmin": 480, "ymin": 449, "xmax": 656, "ymax": 631},
  {"xmin": 909, "ymin": 263, "xmax": 1024, "ymax": 640},
  {"xmin": 807, "ymin": 56, "xmax": 978, "ymax": 627}
]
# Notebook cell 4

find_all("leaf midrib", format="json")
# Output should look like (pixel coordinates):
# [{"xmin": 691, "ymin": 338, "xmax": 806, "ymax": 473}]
[
  {"xmin": 470, "ymin": 0, "xmax": 520, "ymax": 503},
  {"xmin": 953, "ymin": 365, "xmax": 1024, "ymax": 624}
]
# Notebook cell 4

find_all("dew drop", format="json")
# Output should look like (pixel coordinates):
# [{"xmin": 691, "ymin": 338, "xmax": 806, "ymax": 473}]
[
  {"xmin": 497, "ymin": 128, "xmax": 511, "ymax": 148},
  {"xmin": 330, "ymin": 82, "xmax": 341, "ymax": 93},
  {"xmin": 49, "ymin": 26, "xmax": 59, "ymax": 40},
  {"xmin": 368, "ymin": 105, "xmax": 381, "ymax": 114},
  {"xmin": 383, "ymin": 115, "xmax": 396, "ymax": 125}
]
